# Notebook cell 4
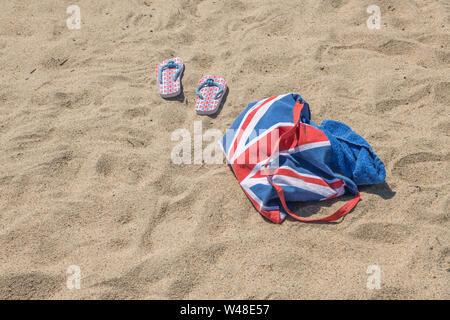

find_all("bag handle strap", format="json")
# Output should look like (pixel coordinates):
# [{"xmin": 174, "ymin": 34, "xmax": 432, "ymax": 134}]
[
  {"xmin": 268, "ymin": 175, "xmax": 360, "ymax": 222},
  {"xmin": 263, "ymin": 100, "xmax": 360, "ymax": 222}
]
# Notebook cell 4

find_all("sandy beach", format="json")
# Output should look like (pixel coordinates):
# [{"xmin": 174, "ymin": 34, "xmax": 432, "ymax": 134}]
[{"xmin": 0, "ymin": 0, "xmax": 449, "ymax": 299}]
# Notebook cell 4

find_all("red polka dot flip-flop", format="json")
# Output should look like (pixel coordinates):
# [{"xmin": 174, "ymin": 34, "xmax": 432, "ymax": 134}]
[
  {"xmin": 195, "ymin": 75, "xmax": 227, "ymax": 115},
  {"xmin": 156, "ymin": 57, "xmax": 184, "ymax": 98}
]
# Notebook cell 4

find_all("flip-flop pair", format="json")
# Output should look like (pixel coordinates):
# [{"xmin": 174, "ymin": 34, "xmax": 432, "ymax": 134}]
[{"xmin": 156, "ymin": 57, "xmax": 227, "ymax": 115}]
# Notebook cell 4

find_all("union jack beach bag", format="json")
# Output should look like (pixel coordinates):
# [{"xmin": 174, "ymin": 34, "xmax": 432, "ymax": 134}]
[{"xmin": 220, "ymin": 93, "xmax": 385, "ymax": 224}]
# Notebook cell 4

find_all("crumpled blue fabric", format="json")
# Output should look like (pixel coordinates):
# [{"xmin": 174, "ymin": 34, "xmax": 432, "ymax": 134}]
[{"xmin": 317, "ymin": 119, "xmax": 386, "ymax": 186}]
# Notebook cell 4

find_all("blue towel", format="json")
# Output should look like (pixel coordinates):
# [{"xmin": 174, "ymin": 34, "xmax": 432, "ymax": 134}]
[{"xmin": 317, "ymin": 120, "xmax": 386, "ymax": 186}]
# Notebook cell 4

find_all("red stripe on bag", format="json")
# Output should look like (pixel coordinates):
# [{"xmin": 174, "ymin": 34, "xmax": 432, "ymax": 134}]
[{"xmin": 263, "ymin": 100, "xmax": 360, "ymax": 222}]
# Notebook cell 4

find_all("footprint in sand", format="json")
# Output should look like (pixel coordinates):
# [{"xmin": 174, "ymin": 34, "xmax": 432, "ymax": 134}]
[
  {"xmin": 437, "ymin": 247, "xmax": 450, "ymax": 270},
  {"xmin": 165, "ymin": 244, "xmax": 226, "ymax": 299},
  {"xmin": 375, "ymin": 84, "xmax": 431, "ymax": 113},
  {"xmin": 99, "ymin": 243, "xmax": 226, "ymax": 299},
  {"xmin": 329, "ymin": 0, "xmax": 348, "ymax": 9},
  {"xmin": 9, "ymin": 128, "xmax": 54, "ymax": 150},
  {"xmin": 392, "ymin": 152, "xmax": 450, "ymax": 185},
  {"xmin": 106, "ymin": 238, "xmax": 130, "ymax": 251},
  {"xmin": 95, "ymin": 152, "xmax": 148, "ymax": 185},
  {"xmin": 433, "ymin": 82, "xmax": 450, "ymax": 105},
  {"xmin": 377, "ymin": 39, "xmax": 417, "ymax": 56},
  {"xmin": 53, "ymin": 90, "xmax": 92, "ymax": 109},
  {"xmin": 139, "ymin": 201, "xmax": 169, "ymax": 251},
  {"xmin": 350, "ymin": 222, "xmax": 410, "ymax": 244},
  {"xmin": 38, "ymin": 150, "xmax": 80, "ymax": 178},
  {"xmin": 167, "ymin": 277, "xmax": 198, "ymax": 299},
  {"xmin": 189, "ymin": 53, "xmax": 214, "ymax": 70},
  {"xmin": 370, "ymin": 286, "xmax": 415, "ymax": 300},
  {"xmin": 123, "ymin": 107, "xmax": 149, "ymax": 119},
  {"xmin": 0, "ymin": 273, "xmax": 62, "ymax": 300},
  {"xmin": 95, "ymin": 153, "xmax": 115, "ymax": 177},
  {"xmin": 241, "ymin": 54, "xmax": 295, "ymax": 76}
]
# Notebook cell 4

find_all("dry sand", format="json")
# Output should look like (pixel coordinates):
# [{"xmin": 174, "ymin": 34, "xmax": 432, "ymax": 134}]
[{"xmin": 0, "ymin": 0, "xmax": 449, "ymax": 299}]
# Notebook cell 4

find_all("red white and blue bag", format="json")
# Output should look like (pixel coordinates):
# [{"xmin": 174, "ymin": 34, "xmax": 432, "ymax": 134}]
[{"xmin": 220, "ymin": 93, "xmax": 386, "ymax": 223}]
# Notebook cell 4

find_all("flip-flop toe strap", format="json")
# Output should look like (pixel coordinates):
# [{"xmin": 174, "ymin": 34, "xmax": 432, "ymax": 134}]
[
  {"xmin": 158, "ymin": 61, "xmax": 182, "ymax": 84},
  {"xmin": 196, "ymin": 78, "xmax": 223, "ymax": 100}
]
